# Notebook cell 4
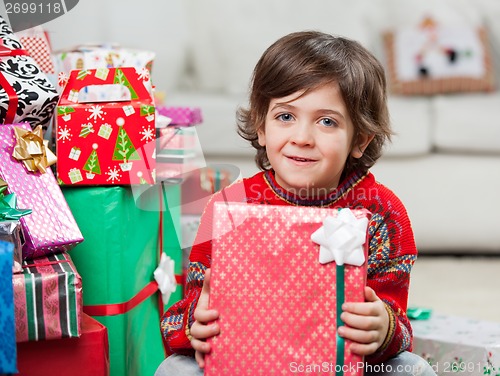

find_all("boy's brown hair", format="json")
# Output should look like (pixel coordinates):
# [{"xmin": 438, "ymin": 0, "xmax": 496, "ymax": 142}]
[{"xmin": 237, "ymin": 30, "xmax": 392, "ymax": 176}]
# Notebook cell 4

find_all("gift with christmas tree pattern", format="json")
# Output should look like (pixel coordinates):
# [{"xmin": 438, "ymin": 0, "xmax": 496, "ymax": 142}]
[{"xmin": 56, "ymin": 67, "xmax": 156, "ymax": 185}]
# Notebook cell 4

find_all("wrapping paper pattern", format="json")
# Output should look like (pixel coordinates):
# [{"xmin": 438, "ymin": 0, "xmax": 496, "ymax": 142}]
[
  {"xmin": 62, "ymin": 184, "xmax": 182, "ymax": 376},
  {"xmin": 0, "ymin": 123, "xmax": 84, "ymax": 260},
  {"xmin": 206, "ymin": 203, "xmax": 369, "ymax": 376},
  {"xmin": 156, "ymin": 106, "xmax": 202, "ymax": 126},
  {"xmin": 54, "ymin": 45, "xmax": 154, "ymax": 89},
  {"xmin": 0, "ymin": 17, "xmax": 59, "ymax": 130},
  {"xmin": 17, "ymin": 313, "xmax": 110, "ymax": 376},
  {"xmin": 13, "ymin": 252, "xmax": 83, "ymax": 342},
  {"xmin": 56, "ymin": 67, "xmax": 156, "ymax": 185},
  {"xmin": 0, "ymin": 240, "xmax": 17, "ymax": 374},
  {"xmin": 16, "ymin": 26, "xmax": 55, "ymax": 74},
  {"xmin": 412, "ymin": 314, "xmax": 500, "ymax": 376}
]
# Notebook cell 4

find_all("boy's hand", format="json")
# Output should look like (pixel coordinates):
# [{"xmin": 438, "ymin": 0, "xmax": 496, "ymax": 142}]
[
  {"xmin": 190, "ymin": 269, "xmax": 220, "ymax": 369},
  {"xmin": 338, "ymin": 286, "xmax": 389, "ymax": 356}
]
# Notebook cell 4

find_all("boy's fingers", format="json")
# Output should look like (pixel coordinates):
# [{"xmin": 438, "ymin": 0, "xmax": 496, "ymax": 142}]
[
  {"xmin": 338, "ymin": 325, "xmax": 379, "ymax": 344},
  {"xmin": 341, "ymin": 310, "xmax": 381, "ymax": 331},
  {"xmin": 347, "ymin": 341, "xmax": 380, "ymax": 356},
  {"xmin": 190, "ymin": 321, "xmax": 220, "ymax": 339},
  {"xmin": 193, "ymin": 268, "xmax": 219, "ymax": 323},
  {"xmin": 342, "ymin": 288, "xmax": 382, "ymax": 316},
  {"xmin": 342, "ymin": 301, "xmax": 377, "ymax": 316},
  {"xmin": 364, "ymin": 286, "xmax": 379, "ymax": 302},
  {"xmin": 196, "ymin": 269, "xmax": 212, "ymax": 310},
  {"xmin": 193, "ymin": 308, "xmax": 219, "ymax": 323},
  {"xmin": 195, "ymin": 350, "xmax": 206, "ymax": 369},
  {"xmin": 203, "ymin": 269, "xmax": 211, "ymax": 294},
  {"xmin": 191, "ymin": 337, "xmax": 211, "ymax": 353}
]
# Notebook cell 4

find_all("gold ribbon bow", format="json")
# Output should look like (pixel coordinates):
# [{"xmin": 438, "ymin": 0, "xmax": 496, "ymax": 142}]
[{"xmin": 12, "ymin": 125, "xmax": 57, "ymax": 174}]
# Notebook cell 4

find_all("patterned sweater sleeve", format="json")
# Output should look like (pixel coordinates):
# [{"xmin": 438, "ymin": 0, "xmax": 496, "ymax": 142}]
[
  {"xmin": 160, "ymin": 194, "xmax": 218, "ymax": 355},
  {"xmin": 364, "ymin": 194, "xmax": 418, "ymax": 364}
]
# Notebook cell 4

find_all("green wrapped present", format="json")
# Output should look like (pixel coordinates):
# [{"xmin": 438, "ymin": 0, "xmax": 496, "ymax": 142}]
[{"xmin": 62, "ymin": 184, "xmax": 182, "ymax": 376}]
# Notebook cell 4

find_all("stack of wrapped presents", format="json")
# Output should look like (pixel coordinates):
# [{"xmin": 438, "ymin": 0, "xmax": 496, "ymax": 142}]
[
  {"xmin": 4, "ymin": 13, "xmax": 500, "ymax": 376},
  {"xmin": 0, "ymin": 15, "xmax": 202, "ymax": 376}
]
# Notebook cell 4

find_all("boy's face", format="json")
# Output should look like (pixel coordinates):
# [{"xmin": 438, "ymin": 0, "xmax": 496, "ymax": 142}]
[{"xmin": 258, "ymin": 82, "xmax": 368, "ymax": 196}]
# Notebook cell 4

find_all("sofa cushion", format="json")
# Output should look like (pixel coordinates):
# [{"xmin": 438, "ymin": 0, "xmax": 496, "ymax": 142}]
[
  {"xmin": 372, "ymin": 154, "xmax": 500, "ymax": 252},
  {"xmin": 433, "ymin": 92, "xmax": 500, "ymax": 153},
  {"xmin": 383, "ymin": 96, "xmax": 433, "ymax": 157}
]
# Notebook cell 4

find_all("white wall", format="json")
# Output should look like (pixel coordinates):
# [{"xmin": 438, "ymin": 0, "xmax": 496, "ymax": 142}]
[{"xmin": 41, "ymin": 0, "xmax": 191, "ymax": 93}]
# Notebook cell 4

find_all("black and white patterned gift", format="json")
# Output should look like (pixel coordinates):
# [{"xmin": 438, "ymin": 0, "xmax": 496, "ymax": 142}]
[{"xmin": 0, "ymin": 16, "xmax": 58, "ymax": 131}]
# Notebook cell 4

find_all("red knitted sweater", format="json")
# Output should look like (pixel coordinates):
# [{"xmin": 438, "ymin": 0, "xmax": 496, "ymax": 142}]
[{"xmin": 160, "ymin": 169, "xmax": 417, "ymax": 364}]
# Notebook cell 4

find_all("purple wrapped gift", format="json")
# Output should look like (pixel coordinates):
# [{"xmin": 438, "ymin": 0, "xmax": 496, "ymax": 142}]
[
  {"xmin": 0, "ymin": 123, "xmax": 83, "ymax": 259},
  {"xmin": 156, "ymin": 106, "xmax": 202, "ymax": 126}
]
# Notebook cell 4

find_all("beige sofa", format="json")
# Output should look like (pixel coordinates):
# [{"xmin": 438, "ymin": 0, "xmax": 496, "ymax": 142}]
[{"xmin": 42, "ymin": 0, "xmax": 500, "ymax": 253}]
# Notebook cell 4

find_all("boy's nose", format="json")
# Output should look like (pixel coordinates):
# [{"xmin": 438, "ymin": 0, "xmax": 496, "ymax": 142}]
[{"xmin": 290, "ymin": 122, "xmax": 314, "ymax": 146}]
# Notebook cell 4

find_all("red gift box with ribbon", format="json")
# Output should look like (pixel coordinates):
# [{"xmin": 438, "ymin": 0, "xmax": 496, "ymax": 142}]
[
  {"xmin": 205, "ymin": 203, "xmax": 370, "ymax": 376},
  {"xmin": 0, "ymin": 17, "xmax": 59, "ymax": 131},
  {"xmin": 56, "ymin": 67, "xmax": 156, "ymax": 185},
  {"xmin": 16, "ymin": 313, "xmax": 109, "ymax": 376}
]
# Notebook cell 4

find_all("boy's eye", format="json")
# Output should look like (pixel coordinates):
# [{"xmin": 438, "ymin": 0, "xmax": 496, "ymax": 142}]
[
  {"xmin": 277, "ymin": 113, "xmax": 294, "ymax": 122},
  {"xmin": 319, "ymin": 118, "xmax": 337, "ymax": 127}
]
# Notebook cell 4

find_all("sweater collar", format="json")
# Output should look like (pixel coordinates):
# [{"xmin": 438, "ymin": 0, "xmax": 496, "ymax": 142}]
[{"xmin": 263, "ymin": 169, "xmax": 367, "ymax": 207}]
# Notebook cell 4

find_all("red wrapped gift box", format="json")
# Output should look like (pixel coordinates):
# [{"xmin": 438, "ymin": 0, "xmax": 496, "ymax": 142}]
[
  {"xmin": 56, "ymin": 67, "xmax": 156, "ymax": 185},
  {"xmin": 205, "ymin": 203, "xmax": 370, "ymax": 376},
  {"xmin": 16, "ymin": 313, "xmax": 109, "ymax": 376}
]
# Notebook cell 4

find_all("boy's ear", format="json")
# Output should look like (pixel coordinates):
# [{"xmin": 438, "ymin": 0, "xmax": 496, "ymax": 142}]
[
  {"xmin": 257, "ymin": 127, "xmax": 266, "ymax": 147},
  {"xmin": 351, "ymin": 133, "xmax": 375, "ymax": 159}
]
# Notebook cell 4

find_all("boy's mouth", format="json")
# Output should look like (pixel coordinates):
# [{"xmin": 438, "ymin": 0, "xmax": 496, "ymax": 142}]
[{"xmin": 286, "ymin": 155, "xmax": 317, "ymax": 163}]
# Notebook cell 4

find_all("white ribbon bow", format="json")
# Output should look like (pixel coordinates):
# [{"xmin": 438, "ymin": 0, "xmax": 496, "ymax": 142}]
[
  {"xmin": 311, "ymin": 208, "xmax": 368, "ymax": 266},
  {"xmin": 153, "ymin": 253, "xmax": 177, "ymax": 303}
]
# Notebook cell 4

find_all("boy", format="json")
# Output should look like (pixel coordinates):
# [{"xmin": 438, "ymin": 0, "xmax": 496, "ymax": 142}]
[{"xmin": 156, "ymin": 31, "xmax": 435, "ymax": 376}]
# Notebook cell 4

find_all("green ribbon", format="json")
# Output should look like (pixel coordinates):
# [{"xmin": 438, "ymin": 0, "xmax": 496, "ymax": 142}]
[
  {"xmin": 336, "ymin": 264, "xmax": 345, "ymax": 376},
  {"xmin": 407, "ymin": 307, "xmax": 432, "ymax": 320},
  {"xmin": 214, "ymin": 169, "xmax": 221, "ymax": 192},
  {"xmin": 0, "ymin": 186, "xmax": 33, "ymax": 221}
]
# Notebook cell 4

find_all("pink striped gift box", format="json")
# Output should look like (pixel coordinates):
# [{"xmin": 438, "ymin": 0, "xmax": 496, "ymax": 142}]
[{"xmin": 13, "ymin": 252, "xmax": 83, "ymax": 342}]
